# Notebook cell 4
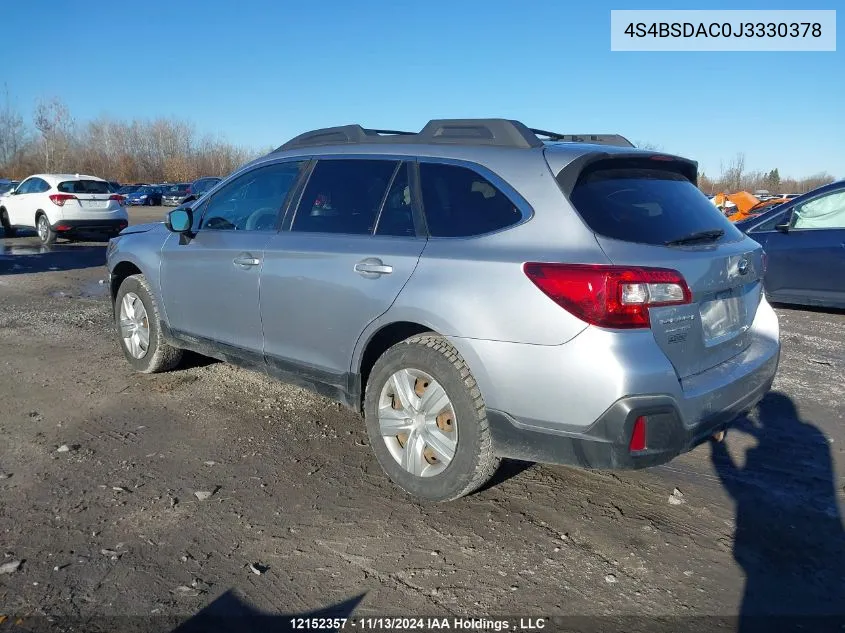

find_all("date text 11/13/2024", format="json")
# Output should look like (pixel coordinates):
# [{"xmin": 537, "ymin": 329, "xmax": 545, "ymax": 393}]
[{"xmin": 290, "ymin": 617, "xmax": 548, "ymax": 630}]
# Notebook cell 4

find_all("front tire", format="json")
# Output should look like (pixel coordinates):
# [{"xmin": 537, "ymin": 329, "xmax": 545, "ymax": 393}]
[
  {"xmin": 114, "ymin": 274, "xmax": 183, "ymax": 373},
  {"xmin": 364, "ymin": 333, "xmax": 499, "ymax": 502},
  {"xmin": 36, "ymin": 214, "xmax": 56, "ymax": 245}
]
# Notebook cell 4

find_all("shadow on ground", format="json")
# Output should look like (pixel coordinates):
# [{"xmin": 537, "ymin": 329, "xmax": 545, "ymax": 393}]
[
  {"xmin": 0, "ymin": 243, "xmax": 107, "ymax": 275},
  {"xmin": 171, "ymin": 589, "xmax": 365, "ymax": 633},
  {"xmin": 712, "ymin": 391, "xmax": 845, "ymax": 631},
  {"xmin": 770, "ymin": 301, "xmax": 845, "ymax": 316}
]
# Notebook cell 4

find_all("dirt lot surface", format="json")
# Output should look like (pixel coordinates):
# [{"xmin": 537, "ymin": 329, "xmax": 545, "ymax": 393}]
[{"xmin": 1, "ymin": 207, "xmax": 844, "ymax": 632}]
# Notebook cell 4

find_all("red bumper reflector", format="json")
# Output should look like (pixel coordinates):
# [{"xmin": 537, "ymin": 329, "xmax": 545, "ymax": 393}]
[
  {"xmin": 629, "ymin": 416, "xmax": 647, "ymax": 452},
  {"xmin": 55, "ymin": 225, "xmax": 71, "ymax": 231}
]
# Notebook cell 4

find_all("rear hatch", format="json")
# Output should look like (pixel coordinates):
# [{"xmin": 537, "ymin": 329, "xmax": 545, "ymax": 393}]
[
  {"xmin": 553, "ymin": 154, "xmax": 764, "ymax": 380},
  {"xmin": 58, "ymin": 179, "xmax": 120, "ymax": 211}
]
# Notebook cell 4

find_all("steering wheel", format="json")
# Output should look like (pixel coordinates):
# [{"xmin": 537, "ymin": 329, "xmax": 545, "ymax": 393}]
[{"xmin": 244, "ymin": 207, "xmax": 278, "ymax": 231}]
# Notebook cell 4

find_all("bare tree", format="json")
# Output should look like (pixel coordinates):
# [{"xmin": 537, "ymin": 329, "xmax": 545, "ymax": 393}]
[
  {"xmin": 33, "ymin": 97, "xmax": 74, "ymax": 171},
  {"xmin": 720, "ymin": 153, "xmax": 746, "ymax": 192},
  {"xmin": 0, "ymin": 85, "xmax": 26, "ymax": 174}
]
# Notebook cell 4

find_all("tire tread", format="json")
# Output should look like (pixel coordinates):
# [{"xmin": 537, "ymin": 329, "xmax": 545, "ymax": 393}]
[
  {"xmin": 118, "ymin": 274, "xmax": 182, "ymax": 373},
  {"xmin": 372, "ymin": 332, "xmax": 500, "ymax": 501}
]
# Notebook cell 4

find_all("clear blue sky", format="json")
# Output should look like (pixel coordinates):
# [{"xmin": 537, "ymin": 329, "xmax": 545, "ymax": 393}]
[{"xmin": 2, "ymin": 0, "xmax": 843, "ymax": 179}]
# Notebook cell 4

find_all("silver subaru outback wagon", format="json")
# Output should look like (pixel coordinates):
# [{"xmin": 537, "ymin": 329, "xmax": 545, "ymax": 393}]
[{"xmin": 106, "ymin": 119, "xmax": 780, "ymax": 502}]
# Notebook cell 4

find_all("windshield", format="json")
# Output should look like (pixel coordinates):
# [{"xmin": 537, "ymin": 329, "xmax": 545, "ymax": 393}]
[
  {"xmin": 0, "ymin": 182, "xmax": 15, "ymax": 194},
  {"xmin": 166, "ymin": 185, "xmax": 190, "ymax": 194},
  {"xmin": 565, "ymin": 161, "xmax": 743, "ymax": 246},
  {"xmin": 117, "ymin": 185, "xmax": 140, "ymax": 195},
  {"xmin": 57, "ymin": 180, "xmax": 111, "ymax": 194},
  {"xmin": 136, "ymin": 186, "xmax": 157, "ymax": 194}
]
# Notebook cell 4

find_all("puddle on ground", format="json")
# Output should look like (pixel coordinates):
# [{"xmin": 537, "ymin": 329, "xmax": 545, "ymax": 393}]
[
  {"xmin": 48, "ymin": 279, "xmax": 109, "ymax": 300},
  {"xmin": 80, "ymin": 279, "xmax": 109, "ymax": 298},
  {"xmin": 1, "ymin": 245, "xmax": 103, "ymax": 256}
]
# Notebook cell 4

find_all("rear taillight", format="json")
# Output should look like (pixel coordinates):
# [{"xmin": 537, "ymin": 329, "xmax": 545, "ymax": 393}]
[
  {"xmin": 629, "ymin": 416, "xmax": 647, "ymax": 452},
  {"xmin": 49, "ymin": 193, "xmax": 77, "ymax": 206},
  {"xmin": 523, "ymin": 263, "xmax": 692, "ymax": 329},
  {"xmin": 110, "ymin": 194, "xmax": 126, "ymax": 206}
]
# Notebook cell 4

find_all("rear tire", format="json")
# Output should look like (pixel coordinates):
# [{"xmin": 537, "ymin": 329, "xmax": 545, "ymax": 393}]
[
  {"xmin": 0, "ymin": 209, "xmax": 16, "ymax": 237},
  {"xmin": 36, "ymin": 214, "xmax": 57, "ymax": 245},
  {"xmin": 114, "ymin": 274, "xmax": 183, "ymax": 374},
  {"xmin": 364, "ymin": 333, "xmax": 499, "ymax": 502}
]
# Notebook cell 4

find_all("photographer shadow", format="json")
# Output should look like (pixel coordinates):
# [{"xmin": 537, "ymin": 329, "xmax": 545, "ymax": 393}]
[
  {"xmin": 171, "ymin": 590, "xmax": 365, "ymax": 633},
  {"xmin": 711, "ymin": 392, "xmax": 845, "ymax": 631}
]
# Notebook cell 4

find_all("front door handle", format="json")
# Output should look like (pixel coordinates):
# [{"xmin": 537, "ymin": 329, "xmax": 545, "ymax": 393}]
[
  {"xmin": 233, "ymin": 253, "xmax": 261, "ymax": 268},
  {"xmin": 354, "ymin": 257, "xmax": 393, "ymax": 277}
]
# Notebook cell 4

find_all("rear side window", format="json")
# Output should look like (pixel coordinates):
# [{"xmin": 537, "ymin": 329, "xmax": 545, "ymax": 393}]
[
  {"xmin": 375, "ymin": 163, "xmax": 415, "ymax": 237},
  {"xmin": 420, "ymin": 163, "xmax": 522, "ymax": 237},
  {"xmin": 565, "ymin": 163, "xmax": 743, "ymax": 245},
  {"xmin": 34, "ymin": 179, "xmax": 50, "ymax": 192},
  {"xmin": 292, "ymin": 159, "xmax": 398, "ymax": 235},
  {"xmin": 58, "ymin": 180, "xmax": 110, "ymax": 194}
]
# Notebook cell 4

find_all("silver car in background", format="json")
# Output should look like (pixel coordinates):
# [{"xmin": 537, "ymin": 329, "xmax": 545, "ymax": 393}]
[
  {"xmin": 161, "ymin": 183, "xmax": 191, "ymax": 206},
  {"xmin": 106, "ymin": 119, "xmax": 780, "ymax": 502}
]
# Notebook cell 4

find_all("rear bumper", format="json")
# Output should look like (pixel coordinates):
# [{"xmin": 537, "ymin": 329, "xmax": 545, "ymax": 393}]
[
  {"xmin": 52, "ymin": 218, "xmax": 129, "ymax": 233},
  {"xmin": 450, "ymin": 297, "xmax": 781, "ymax": 469},
  {"xmin": 487, "ymin": 347, "xmax": 777, "ymax": 469}
]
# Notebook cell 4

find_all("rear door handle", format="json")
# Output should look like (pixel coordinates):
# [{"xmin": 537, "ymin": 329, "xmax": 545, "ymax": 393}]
[
  {"xmin": 354, "ymin": 258, "xmax": 393, "ymax": 276},
  {"xmin": 233, "ymin": 253, "xmax": 261, "ymax": 267}
]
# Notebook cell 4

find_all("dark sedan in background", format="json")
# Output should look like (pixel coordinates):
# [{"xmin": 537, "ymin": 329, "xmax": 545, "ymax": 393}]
[
  {"xmin": 162, "ymin": 183, "xmax": 191, "ymax": 206},
  {"xmin": 116, "ymin": 184, "xmax": 143, "ymax": 197},
  {"xmin": 184, "ymin": 176, "xmax": 221, "ymax": 203},
  {"xmin": 125, "ymin": 185, "xmax": 163, "ymax": 206},
  {"xmin": 739, "ymin": 179, "xmax": 845, "ymax": 309},
  {"xmin": 0, "ymin": 179, "xmax": 19, "ymax": 195}
]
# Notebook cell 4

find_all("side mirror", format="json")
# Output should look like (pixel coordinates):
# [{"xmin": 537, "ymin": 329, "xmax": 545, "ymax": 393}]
[
  {"xmin": 166, "ymin": 207, "xmax": 193, "ymax": 233},
  {"xmin": 775, "ymin": 222, "xmax": 790, "ymax": 233}
]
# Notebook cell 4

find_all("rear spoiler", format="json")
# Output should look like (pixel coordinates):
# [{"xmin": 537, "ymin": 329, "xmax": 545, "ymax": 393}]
[{"xmin": 553, "ymin": 152, "xmax": 699, "ymax": 196}]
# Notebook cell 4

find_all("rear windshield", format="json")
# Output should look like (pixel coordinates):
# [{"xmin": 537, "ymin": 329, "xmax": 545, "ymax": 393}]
[
  {"xmin": 58, "ymin": 180, "xmax": 111, "ymax": 194},
  {"xmin": 565, "ymin": 163, "xmax": 742, "ymax": 246}
]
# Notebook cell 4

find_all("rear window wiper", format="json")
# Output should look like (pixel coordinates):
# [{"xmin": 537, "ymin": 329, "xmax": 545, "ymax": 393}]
[{"xmin": 664, "ymin": 229, "xmax": 724, "ymax": 246}]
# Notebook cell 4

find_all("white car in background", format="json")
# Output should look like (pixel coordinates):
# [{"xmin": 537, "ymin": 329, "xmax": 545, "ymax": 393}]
[{"xmin": 0, "ymin": 174, "xmax": 128, "ymax": 245}]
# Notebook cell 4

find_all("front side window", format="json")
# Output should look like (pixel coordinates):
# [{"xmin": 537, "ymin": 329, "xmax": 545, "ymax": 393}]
[
  {"xmin": 14, "ymin": 179, "xmax": 35, "ymax": 194},
  {"xmin": 419, "ymin": 163, "xmax": 523, "ymax": 237},
  {"xmin": 749, "ymin": 209, "xmax": 790, "ymax": 233},
  {"xmin": 200, "ymin": 161, "xmax": 304, "ymax": 232},
  {"xmin": 194, "ymin": 178, "xmax": 220, "ymax": 195},
  {"xmin": 791, "ymin": 190, "xmax": 845, "ymax": 230},
  {"xmin": 292, "ymin": 159, "xmax": 398, "ymax": 235}
]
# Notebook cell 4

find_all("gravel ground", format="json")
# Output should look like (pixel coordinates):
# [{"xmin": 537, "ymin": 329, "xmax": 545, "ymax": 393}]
[{"xmin": 1, "ymin": 207, "xmax": 843, "ymax": 632}]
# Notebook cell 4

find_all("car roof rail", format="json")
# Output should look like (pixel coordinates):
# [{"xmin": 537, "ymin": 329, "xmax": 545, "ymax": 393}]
[
  {"xmin": 529, "ymin": 128, "xmax": 635, "ymax": 148},
  {"xmin": 274, "ymin": 120, "xmax": 635, "ymax": 151},
  {"xmin": 274, "ymin": 119, "xmax": 596, "ymax": 152}
]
